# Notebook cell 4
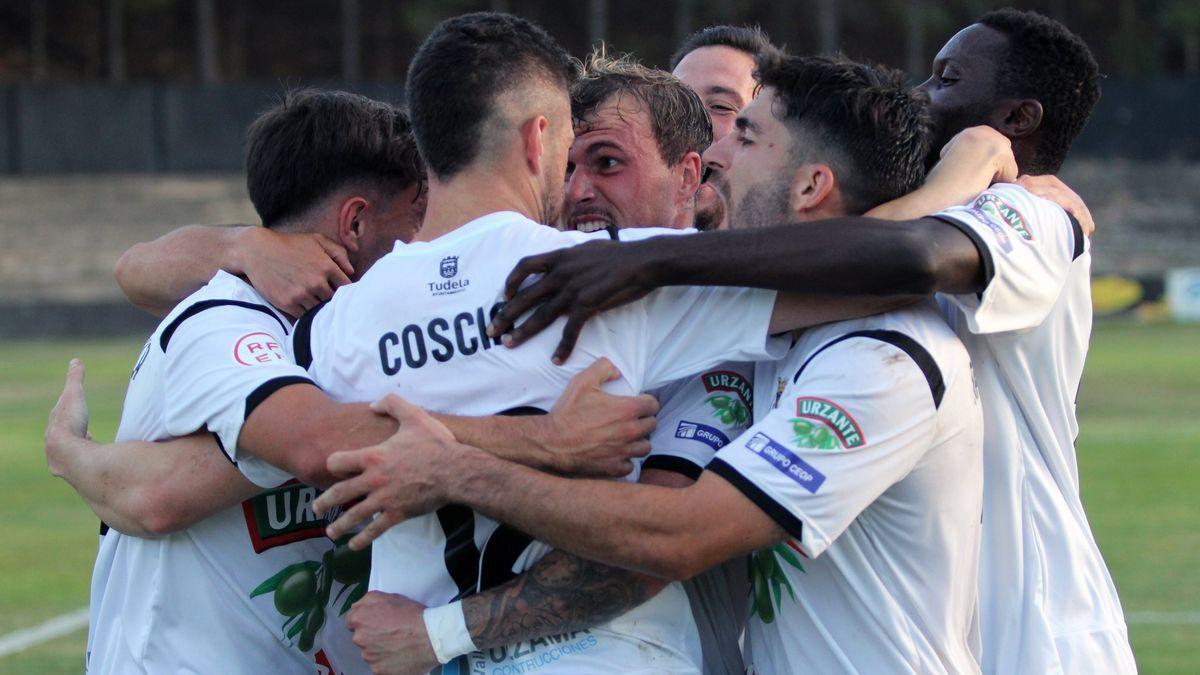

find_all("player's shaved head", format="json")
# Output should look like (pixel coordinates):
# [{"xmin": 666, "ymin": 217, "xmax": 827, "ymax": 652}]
[{"xmin": 405, "ymin": 12, "xmax": 577, "ymax": 181}]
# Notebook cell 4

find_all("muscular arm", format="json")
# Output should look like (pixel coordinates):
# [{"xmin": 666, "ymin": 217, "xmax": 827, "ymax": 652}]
[{"xmin": 114, "ymin": 225, "xmax": 353, "ymax": 317}]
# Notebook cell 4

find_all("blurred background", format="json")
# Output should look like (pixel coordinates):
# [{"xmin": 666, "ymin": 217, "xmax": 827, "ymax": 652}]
[{"xmin": 0, "ymin": 1, "xmax": 1196, "ymax": 673}]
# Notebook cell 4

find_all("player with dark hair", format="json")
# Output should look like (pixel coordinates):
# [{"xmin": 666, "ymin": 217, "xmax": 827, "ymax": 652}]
[
  {"xmin": 564, "ymin": 50, "xmax": 711, "ymax": 233},
  {"xmin": 315, "ymin": 53, "xmax": 989, "ymax": 674},
  {"xmin": 470, "ymin": 9, "xmax": 1131, "ymax": 674}
]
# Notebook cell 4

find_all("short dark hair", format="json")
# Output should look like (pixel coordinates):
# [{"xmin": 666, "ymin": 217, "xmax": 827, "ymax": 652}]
[
  {"xmin": 406, "ymin": 12, "xmax": 577, "ymax": 180},
  {"xmin": 670, "ymin": 24, "xmax": 774, "ymax": 70},
  {"xmin": 572, "ymin": 50, "xmax": 711, "ymax": 166},
  {"xmin": 245, "ymin": 89, "xmax": 424, "ymax": 228},
  {"xmin": 755, "ymin": 53, "xmax": 931, "ymax": 215},
  {"xmin": 978, "ymin": 9, "xmax": 1100, "ymax": 173}
]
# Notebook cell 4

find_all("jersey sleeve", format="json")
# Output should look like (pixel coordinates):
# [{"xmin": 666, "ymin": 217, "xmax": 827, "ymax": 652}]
[
  {"xmin": 639, "ymin": 285, "xmax": 787, "ymax": 389},
  {"xmin": 933, "ymin": 183, "xmax": 1087, "ymax": 334},
  {"xmin": 706, "ymin": 335, "xmax": 941, "ymax": 558},
  {"xmin": 644, "ymin": 365, "xmax": 755, "ymax": 480},
  {"xmin": 160, "ymin": 302, "xmax": 315, "ymax": 488}
]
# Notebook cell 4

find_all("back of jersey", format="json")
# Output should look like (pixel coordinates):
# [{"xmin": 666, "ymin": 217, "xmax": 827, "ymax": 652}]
[{"xmin": 298, "ymin": 211, "xmax": 783, "ymax": 672}]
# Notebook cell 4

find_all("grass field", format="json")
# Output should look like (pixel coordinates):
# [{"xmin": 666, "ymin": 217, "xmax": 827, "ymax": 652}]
[{"xmin": 0, "ymin": 322, "xmax": 1197, "ymax": 673}]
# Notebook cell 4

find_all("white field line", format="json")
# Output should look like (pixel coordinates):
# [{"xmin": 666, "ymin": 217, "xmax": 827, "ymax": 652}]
[
  {"xmin": 0, "ymin": 608, "xmax": 88, "ymax": 658},
  {"xmin": 0, "ymin": 607, "xmax": 1196, "ymax": 658}
]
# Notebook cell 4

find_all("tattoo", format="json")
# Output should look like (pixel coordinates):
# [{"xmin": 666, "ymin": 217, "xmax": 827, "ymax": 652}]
[{"xmin": 462, "ymin": 549, "xmax": 663, "ymax": 650}]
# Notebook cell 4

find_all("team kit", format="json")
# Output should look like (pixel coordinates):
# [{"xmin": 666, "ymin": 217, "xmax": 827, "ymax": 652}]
[{"xmin": 42, "ymin": 7, "xmax": 1138, "ymax": 675}]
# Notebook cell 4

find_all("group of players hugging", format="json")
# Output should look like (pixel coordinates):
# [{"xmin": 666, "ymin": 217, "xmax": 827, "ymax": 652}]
[{"xmin": 44, "ymin": 7, "xmax": 1137, "ymax": 675}]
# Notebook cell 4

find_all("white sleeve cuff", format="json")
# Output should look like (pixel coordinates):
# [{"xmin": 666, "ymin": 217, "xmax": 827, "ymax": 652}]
[{"xmin": 422, "ymin": 601, "xmax": 478, "ymax": 664}]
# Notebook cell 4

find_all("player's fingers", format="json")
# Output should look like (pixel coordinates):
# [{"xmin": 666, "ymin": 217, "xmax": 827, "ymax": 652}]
[
  {"xmin": 569, "ymin": 358, "xmax": 618, "ymax": 391},
  {"xmin": 631, "ymin": 393, "xmax": 659, "ymax": 418},
  {"xmin": 325, "ymin": 449, "xmax": 369, "ymax": 479},
  {"xmin": 551, "ymin": 310, "xmax": 589, "ymax": 365},
  {"xmin": 490, "ymin": 277, "xmax": 557, "ymax": 339},
  {"xmin": 316, "ymin": 235, "xmax": 355, "ymax": 278},
  {"xmin": 502, "ymin": 253, "xmax": 555, "ymax": 301},
  {"xmin": 68, "ymin": 358, "xmax": 85, "ymax": 389},
  {"xmin": 325, "ymin": 496, "xmax": 379, "ymax": 541},
  {"xmin": 369, "ymin": 393, "xmax": 425, "ymax": 426},
  {"xmin": 630, "ymin": 416, "xmax": 658, "ymax": 439},
  {"xmin": 504, "ymin": 291, "xmax": 571, "ymax": 349},
  {"xmin": 349, "ymin": 512, "xmax": 398, "ymax": 551},
  {"xmin": 623, "ymin": 439, "xmax": 652, "ymax": 459},
  {"xmin": 313, "ymin": 477, "xmax": 364, "ymax": 517}
]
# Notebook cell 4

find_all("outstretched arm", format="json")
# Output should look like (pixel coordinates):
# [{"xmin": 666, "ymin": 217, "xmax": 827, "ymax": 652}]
[
  {"xmin": 115, "ymin": 225, "xmax": 354, "ymax": 317},
  {"xmin": 45, "ymin": 360, "xmax": 258, "ymax": 536}
]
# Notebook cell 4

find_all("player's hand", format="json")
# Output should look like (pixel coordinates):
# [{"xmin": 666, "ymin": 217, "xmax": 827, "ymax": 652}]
[
  {"xmin": 314, "ymin": 395, "xmax": 467, "ymax": 549},
  {"xmin": 488, "ymin": 238, "xmax": 662, "ymax": 362},
  {"xmin": 45, "ymin": 359, "xmax": 91, "ymax": 478},
  {"xmin": 235, "ymin": 228, "xmax": 354, "ymax": 318},
  {"xmin": 543, "ymin": 358, "xmax": 657, "ymax": 477},
  {"xmin": 926, "ymin": 126, "xmax": 1017, "ymax": 202},
  {"xmin": 345, "ymin": 591, "xmax": 438, "ymax": 675},
  {"xmin": 1015, "ymin": 175, "xmax": 1096, "ymax": 237}
]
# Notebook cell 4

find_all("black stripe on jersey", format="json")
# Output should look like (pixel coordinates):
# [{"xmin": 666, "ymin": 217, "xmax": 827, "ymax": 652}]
[
  {"xmin": 244, "ymin": 375, "xmax": 317, "ymax": 421},
  {"xmin": 1068, "ymin": 213, "xmax": 1085, "ymax": 261},
  {"xmin": 930, "ymin": 214, "xmax": 995, "ymax": 300},
  {"xmin": 642, "ymin": 455, "xmax": 703, "ymax": 481},
  {"xmin": 211, "ymin": 430, "xmax": 237, "ymax": 467},
  {"xmin": 291, "ymin": 301, "xmax": 327, "ymax": 370},
  {"xmin": 159, "ymin": 299, "xmax": 288, "ymax": 352},
  {"xmin": 791, "ymin": 329, "xmax": 946, "ymax": 408},
  {"xmin": 99, "ymin": 521, "xmax": 110, "ymax": 536},
  {"xmin": 707, "ymin": 458, "xmax": 804, "ymax": 541},
  {"xmin": 437, "ymin": 505, "xmax": 483, "ymax": 600},
  {"xmin": 605, "ymin": 225, "xmax": 620, "ymax": 240}
]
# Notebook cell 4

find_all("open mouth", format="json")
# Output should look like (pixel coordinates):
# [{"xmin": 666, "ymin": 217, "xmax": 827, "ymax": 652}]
[{"xmin": 569, "ymin": 214, "xmax": 614, "ymax": 233}]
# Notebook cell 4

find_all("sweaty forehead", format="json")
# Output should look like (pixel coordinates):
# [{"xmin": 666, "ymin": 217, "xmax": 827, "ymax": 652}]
[
  {"xmin": 672, "ymin": 46, "xmax": 757, "ymax": 101},
  {"xmin": 935, "ymin": 23, "xmax": 1008, "ymax": 68},
  {"xmin": 573, "ymin": 94, "xmax": 657, "ymax": 149}
]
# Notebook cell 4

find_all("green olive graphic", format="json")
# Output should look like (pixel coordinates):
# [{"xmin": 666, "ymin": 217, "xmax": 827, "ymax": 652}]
[
  {"xmin": 332, "ymin": 543, "xmax": 371, "ymax": 583},
  {"xmin": 298, "ymin": 604, "xmax": 325, "ymax": 652},
  {"xmin": 274, "ymin": 567, "xmax": 318, "ymax": 617}
]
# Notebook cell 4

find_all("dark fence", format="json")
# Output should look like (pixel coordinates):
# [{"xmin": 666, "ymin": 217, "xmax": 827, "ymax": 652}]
[{"xmin": 0, "ymin": 76, "xmax": 1198, "ymax": 173}]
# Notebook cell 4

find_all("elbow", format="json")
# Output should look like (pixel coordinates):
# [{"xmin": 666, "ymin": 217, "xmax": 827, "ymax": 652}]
[
  {"xmin": 290, "ymin": 443, "xmax": 336, "ymax": 490},
  {"xmin": 133, "ymin": 486, "xmax": 191, "ymax": 537},
  {"xmin": 113, "ymin": 245, "xmax": 142, "ymax": 297}
]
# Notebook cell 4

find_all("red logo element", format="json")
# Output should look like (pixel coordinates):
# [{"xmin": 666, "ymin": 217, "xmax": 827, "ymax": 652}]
[
  {"xmin": 234, "ymin": 331, "xmax": 284, "ymax": 366},
  {"xmin": 315, "ymin": 649, "xmax": 334, "ymax": 674}
]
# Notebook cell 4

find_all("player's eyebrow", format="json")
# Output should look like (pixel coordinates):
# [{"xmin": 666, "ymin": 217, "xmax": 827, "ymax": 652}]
[
  {"xmin": 735, "ymin": 116, "xmax": 759, "ymax": 133},
  {"xmin": 584, "ymin": 139, "xmax": 627, "ymax": 157},
  {"xmin": 706, "ymin": 85, "xmax": 745, "ymax": 104}
]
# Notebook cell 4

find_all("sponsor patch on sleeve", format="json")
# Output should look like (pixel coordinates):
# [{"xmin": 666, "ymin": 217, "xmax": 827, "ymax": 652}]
[
  {"xmin": 793, "ymin": 397, "xmax": 864, "ymax": 450},
  {"xmin": 744, "ymin": 432, "xmax": 826, "ymax": 494},
  {"xmin": 973, "ymin": 193, "xmax": 1031, "ymax": 243},
  {"xmin": 675, "ymin": 420, "xmax": 731, "ymax": 451},
  {"xmin": 234, "ymin": 331, "xmax": 285, "ymax": 366}
]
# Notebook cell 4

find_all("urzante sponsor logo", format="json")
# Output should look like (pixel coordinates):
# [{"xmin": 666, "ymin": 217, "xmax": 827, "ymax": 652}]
[
  {"xmin": 794, "ymin": 397, "xmax": 864, "ymax": 448},
  {"xmin": 676, "ymin": 420, "xmax": 730, "ymax": 451},
  {"xmin": 745, "ymin": 432, "xmax": 826, "ymax": 493},
  {"xmin": 461, "ymin": 630, "xmax": 598, "ymax": 674},
  {"xmin": 431, "ymin": 255, "xmax": 470, "ymax": 296},
  {"xmin": 242, "ymin": 480, "xmax": 330, "ymax": 553},
  {"xmin": 965, "ymin": 208, "xmax": 1014, "ymax": 253}
]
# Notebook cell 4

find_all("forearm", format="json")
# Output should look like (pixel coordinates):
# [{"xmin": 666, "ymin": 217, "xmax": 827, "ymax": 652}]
[
  {"xmin": 434, "ymin": 414, "xmax": 556, "ymax": 472},
  {"xmin": 51, "ymin": 432, "xmax": 257, "ymax": 536},
  {"xmin": 115, "ymin": 225, "xmax": 254, "ymax": 315},
  {"xmin": 644, "ymin": 216, "xmax": 982, "ymax": 297},
  {"xmin": 462, "ymin": 549, "xmax": 665, "ymax": 650},
  {"xmin": 446, "ymin": 451, "xmax": 696, "ymax": 579}
]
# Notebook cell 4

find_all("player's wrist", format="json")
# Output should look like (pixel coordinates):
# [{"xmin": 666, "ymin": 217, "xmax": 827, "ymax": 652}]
[
  {"xmin": 422, "ymin": 601, "xmax": 477, "ymax": 663},
  {"xmin": 227, "ymin": 226, "xmax": 267, "ymax": 276}
]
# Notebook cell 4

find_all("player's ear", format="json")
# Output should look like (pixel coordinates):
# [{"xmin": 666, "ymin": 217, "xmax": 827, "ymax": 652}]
[
  {"xmin": 336, "ymin": 196, "xmax": 367, "ymax": 253},
  {"xmin": 675, "ymin": 151, "xmax": 703, "ymax": 207},
  {"xmin": 789, "ymin": 164, "xmax": 836, "ymax": 216},
  {"xmin": 994, "ymin": 98, "xmax": 1043, "ymax": 140},
  {"xmin": 522, "ymin": 115, "xmax": 549, "ymax": 176}
]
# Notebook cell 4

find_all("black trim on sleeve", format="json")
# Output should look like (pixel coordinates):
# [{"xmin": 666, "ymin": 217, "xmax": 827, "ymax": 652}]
[
  {"xmin": 930, "ymin": 214, "xmax": 995, "ymax": 297},
  {"xmin": 211, "ymin": 430, "xmax": 237, "ymax": 467},
  {"xmin": 1067, "ymin": 213, "xmax": 1085, "ymax": 261},
  {"xmin": 291, "ymin": 301, "xmax": 327, "ymax": 370},
  {"xmin": 244, "ymin": 375, "xmax": 317, "ymax": 421},
  {"xmin": 642, "ymin": 455, "xmax": 704, "ymax": 481},
  {"xmin": 159, "ymin": 299, "xmax": 288, "ymax": 352},
  {"xmin": 791, "ymin": 329, "xmax": 946, "ymax": 408},
  {"xmin": 707, "ymin": 458, "xmax": 804, "ymax": 541},
  {"xmin": 99, "ymin": 521, "xmax": 110, "ymax": 536}
]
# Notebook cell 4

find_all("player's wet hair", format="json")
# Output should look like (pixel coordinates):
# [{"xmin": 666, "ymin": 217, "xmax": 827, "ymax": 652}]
[
  {"xmin": 572, "ymin": 50, "xmax": 712, "ymax": 166},
  {"xmin": 406, "ymin": 12, "xmax": 577, "ymax": 180},
  {"xmin": 669, "ymin": 24, "xmax": 774, "ymax": 69},
  {"xmin": 977, "ymin": 8, "xmax": 1100, "ymax": 174},
  {"xmin": 245, "ymin": 88, "xmax": 424, "ymax": 228},
  {"xmin": 755, "ymin": 53, "xmax": 931, "ymax": 215}
]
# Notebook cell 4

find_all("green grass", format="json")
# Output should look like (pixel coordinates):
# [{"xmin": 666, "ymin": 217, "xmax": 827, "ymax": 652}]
[{"xmin": 0, "ymin": 324, "xmax": 1197, "ymax": 672}]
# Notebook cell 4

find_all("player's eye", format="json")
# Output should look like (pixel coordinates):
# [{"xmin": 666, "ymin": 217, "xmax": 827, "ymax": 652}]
[
  {"xmin": 939, "ymin": 76, "xmax": 959, "ymax": 87},
  {"xmin": 710, "ymin": 103, "xmax": 737, "ymax": 115},
  {"xmin": 596, "ymin": 157, "xmax": 621, "ymax": 171}
]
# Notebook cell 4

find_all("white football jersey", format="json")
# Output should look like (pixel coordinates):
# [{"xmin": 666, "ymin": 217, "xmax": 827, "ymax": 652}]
[
  {"xmin": 710, "ymin": 302, "xmax": 984, "ymax": 674},
  {"xmin": 294, "ymin": 211, "xmax": 785, "ymax": 674},
  {"xmin": 934, "ymin": 184, "xmax": 1137, "ymax": 674},
  {"xmin": 86, "ymin": 271, "xmax": 367, "ymax": 675},
  {"xmin": 645, "ymin": 364, "xmax": 755, "ymax": 675}
]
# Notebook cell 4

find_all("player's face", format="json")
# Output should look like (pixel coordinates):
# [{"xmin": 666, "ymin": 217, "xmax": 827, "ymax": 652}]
[
  {"xmin": 538, "ymin": 93, "xmax": 575, "ymax": 226},
  {"xmin": 917, "ymin": 23, "xmax": 1009, "ymax": 168},
  {"xmin": 563, "ymin": 94, "xmax": 681, "ymax": 231},
  {"xmin": 722, "ymin": 89, "xmax": 795, "ymax": 230},
  {"xmin": 355, "ymin": 181, "xmax": 427, "ymax": 276},
  {"xmin": 672, "ymin": 46, "xmax": 758, "ymax": 143}
]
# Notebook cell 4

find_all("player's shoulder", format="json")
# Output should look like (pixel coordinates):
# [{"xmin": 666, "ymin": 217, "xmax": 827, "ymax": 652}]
[
  {"xmin": 155, "ymin": 270, "xmax": 288, "ymax": 352},
  {"xmin": 970, "ymin": 183, "xmax": 1075, "ymax": 243},
  {"xmin": 791, "ymin": 303, "xmax": 968, "ymax": 406}
]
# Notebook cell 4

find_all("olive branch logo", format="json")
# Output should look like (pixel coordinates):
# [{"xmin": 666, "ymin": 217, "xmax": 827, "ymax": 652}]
[
  {"xmin": 748, "ymin": 542, "xmax": 805, "ymax": 624},
  {"xmin": 791, "ymin": 418, "xmax": 841, "ymax": 451},
  {"xmin": 707, "ymin": 394, "xmax": 749, "ymax": 427},
  {"xmin": 250, "ymin": 538, "xmax": 371, "ymax": 652}
]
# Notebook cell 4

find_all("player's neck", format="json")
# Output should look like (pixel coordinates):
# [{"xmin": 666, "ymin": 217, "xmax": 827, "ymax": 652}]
[{"xmin": 417, "ymin": 169, "xmax": 545, "ymax": 242}]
